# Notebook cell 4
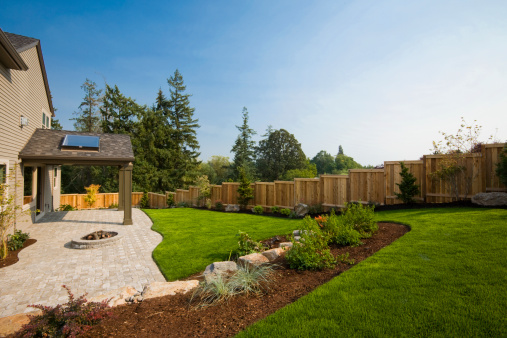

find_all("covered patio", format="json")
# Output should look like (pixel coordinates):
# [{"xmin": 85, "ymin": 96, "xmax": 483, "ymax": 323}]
[{"xmin": 19, "ymin": 129, "xmax": 135, "ymax": 225}]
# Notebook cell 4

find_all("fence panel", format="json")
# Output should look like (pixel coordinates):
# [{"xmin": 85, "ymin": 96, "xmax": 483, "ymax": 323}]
[
  {"xmin": 210, "ymin": 185, "xmax": 222, "ymax": 204},
  {"xmin": 384, "ymin": 161, "xmax": 424, "ymax": 205},
  {"xmin": 254, "ymin": 182, "xmax": 275, "ymax": 208},
  {"xmin": 221, "ymin": 183, "xmax": 240, "ymax": 205},
  {"xmin": 175, "ymin": 189, "xmax": 191, "ymax": 204},
  {"xmin": 483, "ymin": 143, "xmax": 506, "ymax": 192},
  {"xmin": 188, "ymin": 186, "xmax": 201, "ymax": 206},
  {"xmin": 60, "ymin": 192, "xmax": 142, "ymax": 209},
  {"xmin": 349, "ymin": 170, "xmax": 385, "ymax": 205},
  {"xmin": 320, "ymin": 175, "xmax": 349, "ymax": 208},
  {"xmin": 273, "ymin": 181, "xmax": 294, "ymax": 208},
  {"xmin": 294, "ymin": 178, "xmax": 320, "ymax": 206},
  {"xmin": 148, "ymin": 192, "xmax": 166, "ymax": 209}
]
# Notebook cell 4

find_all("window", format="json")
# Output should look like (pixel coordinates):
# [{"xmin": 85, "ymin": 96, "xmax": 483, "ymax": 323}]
[
  {"xmin": 46, "ymin": 115, "xmax": 50, "ymax": 128},
  {"xmin": 42, "ymin": 113, "xmax": 50, "ymax": 129},
  {"xmin": 0, "ymin": 164, "xmax": 5, "ymax": 184}
]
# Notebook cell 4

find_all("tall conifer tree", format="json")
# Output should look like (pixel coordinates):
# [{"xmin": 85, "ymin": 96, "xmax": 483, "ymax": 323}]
[{"xmin": 231, "ymin": 107, "xmax": 257, "ymax": 179}]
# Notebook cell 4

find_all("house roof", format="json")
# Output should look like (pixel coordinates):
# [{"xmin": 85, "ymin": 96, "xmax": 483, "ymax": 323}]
[
  {"xmin": 0, "ymin": 28, "xmax": 54, "ymax": 116},
  {"xmin": 19, "ymin": 129, "xmax": 135, "ymax": 166}
]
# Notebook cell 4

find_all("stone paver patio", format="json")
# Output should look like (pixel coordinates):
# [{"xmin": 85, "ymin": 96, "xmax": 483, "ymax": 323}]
[{"xmin": 0, "ymin": 208, "xmax": 166, "ymax": 318}]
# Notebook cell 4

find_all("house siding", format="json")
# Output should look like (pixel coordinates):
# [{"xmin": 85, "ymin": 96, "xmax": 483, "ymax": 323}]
[{"xmin": 0, "ymin": 45, "xmax": 54, "ymax": 222}]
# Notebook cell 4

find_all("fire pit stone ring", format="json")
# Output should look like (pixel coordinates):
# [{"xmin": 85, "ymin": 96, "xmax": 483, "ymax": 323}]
[{"xmin": 70, "ymin": 230, "xmax": 123, "ymax": 249}]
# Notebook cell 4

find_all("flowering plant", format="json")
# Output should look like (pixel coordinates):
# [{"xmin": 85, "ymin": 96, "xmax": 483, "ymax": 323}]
[{"xmin": 314, "ymin": 215, "xmax": 328, "ymax": 228}]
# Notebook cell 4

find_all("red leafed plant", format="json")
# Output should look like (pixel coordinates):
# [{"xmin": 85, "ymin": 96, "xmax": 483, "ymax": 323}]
[{"xmin": 16, "ymin": 285, "xmax": 112, "ymax": 338}]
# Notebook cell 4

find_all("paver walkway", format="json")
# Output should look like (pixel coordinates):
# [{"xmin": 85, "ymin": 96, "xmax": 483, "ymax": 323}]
[{"xmin": 0, "ymin": 208, "xmax": 166, "ymax": 318}]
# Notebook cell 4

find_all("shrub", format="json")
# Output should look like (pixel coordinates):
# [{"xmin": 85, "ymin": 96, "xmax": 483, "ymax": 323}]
[
  {"xmin": 140, "ymin": 192, "xmax": 150, "ymax": 208},
  {"xmin": 18, "ymin": 285, "xmax": 112, "ymax": 337},
  {"xmin": 237, "ymin": 231, "xmax": 265, "ymax": 256},
  {"xmin": 288, "ymin": 211, "xmax": 299, "ymax": 219},
  {"xmin": 177, "ymin": 201, "xmax": 190, "ymax": 208},
  {"xmin": 318, "ymin": 210, "xmax": 362, "ymax": 247},
  {"xmin": 58, "ymin": 204, "xmax": 75, "ymax": 212},
  {"xmin": 84, "ymin": 184, "xmax": 101, "ymax": 208},
  {"xmin": 496, "ymin": 142, "xmax": 507, "ymax": 186},
  {"xmin": 337, "ymin": 252, "xmax": 355, "ymax": 265},
  {"xmin": 237, "ymin": 167, "xmax": 254, "ymax": 210},
  {"xmin": 108, "ymin": 203, "xmax": 119, "ymax": 209},
  {"xmin": 252, "ymin": 205, "xmax": 263, "ymax": 215},
  {"xmin": 280, "ymin": 208, "xmax": 291, "ymax": 216},
  {"xmin": 308, "ymin": 203, "xmax": 324, "ymax": 215},
  {"xmin": 286, "ymin": 216, "xmax": 336, "ymax": 270},
  {"xmin": 270, "ymin": 206, "xmax": 280, "ymax": 214},
  {"xmin": 7, "ymin": 230, "xmax": 30, "ymax": 251},
  {"xmin": 395, "ymin": 162, "xmax": 420, "ymax": 204},
  {"xmin": 166, "ymin": 194, "xmax": 175, "ymax": 207},
  {"xmin": 342, "ymin": 202, "xmax": 378, "ymax": 238},
  {"xmin": 215, "ymin": 200, "xmax": 224, "ymax": 211}
]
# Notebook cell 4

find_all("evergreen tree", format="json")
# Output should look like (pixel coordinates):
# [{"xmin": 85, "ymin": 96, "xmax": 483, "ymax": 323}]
[
  {"xmin": 395, "ymin": 162, "xmax": 420, "ymax": 204},
  {"xmin": 237, "ymin": 167, "xmax": 254, "ymax": 210},
  {"xmin": 231, "ymin": 107, "xmax": 257, "ymax": 179},
  {"xmin": 165, "ymin": 69, "xmax": 201, "ymax": 188},
  {"xmin": 256, "ymin": 128, "xmax": 307, "ymax": 181},
  {"xmin": 72, "ymin": 78, "xmax": 102, "ymax": 132},
  {"xmin": 338, "ymin": 145, "xmax": 344, "ymax": 155}
]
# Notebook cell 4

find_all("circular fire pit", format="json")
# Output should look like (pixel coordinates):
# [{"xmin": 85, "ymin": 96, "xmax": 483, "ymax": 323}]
[{"xmin": 71, "ymin": 230, "xmax": 123, "ymax": 249}]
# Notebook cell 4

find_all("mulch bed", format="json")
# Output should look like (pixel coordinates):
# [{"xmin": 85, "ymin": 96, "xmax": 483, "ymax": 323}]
[
  {"xmin": 84, "ymin": 222, "xmax": 409, "ymax": 338},
  {"xmin": 0, "ymin": 239, "xmax": 37, "ymax": 269}
]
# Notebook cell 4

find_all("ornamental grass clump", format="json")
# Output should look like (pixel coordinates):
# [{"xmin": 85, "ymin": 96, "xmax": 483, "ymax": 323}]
[
  {"xmin": 17, "ymin": 285, "xmax": 112, "ymax": 337},
  {"xmin": 286, "ymin": 216, "xmax": 335, "ymax": 271},
  {"xmin": 191, "ymin": 275, "xmax": 237, "ymax": 308}
]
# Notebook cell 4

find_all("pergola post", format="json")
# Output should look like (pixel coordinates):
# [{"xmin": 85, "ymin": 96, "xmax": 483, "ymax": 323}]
[
  {"xmin": 118, "ymin": 167, "xmax": 125, "ymax": 211},
  {"xmin": 120, "ymin": 162, "xmax": 133, "ymax": 225}
]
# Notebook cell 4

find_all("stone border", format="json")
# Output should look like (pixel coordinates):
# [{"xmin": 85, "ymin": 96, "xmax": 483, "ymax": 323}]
[{"xmin": 70, "ymin": 231, "xmax": 123, "ymax": 249}]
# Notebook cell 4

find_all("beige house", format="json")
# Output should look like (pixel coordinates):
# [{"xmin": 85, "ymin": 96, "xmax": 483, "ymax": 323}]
[{"xmin": 0, "ymin": 28, "xmax": 59, "ymax": 223}]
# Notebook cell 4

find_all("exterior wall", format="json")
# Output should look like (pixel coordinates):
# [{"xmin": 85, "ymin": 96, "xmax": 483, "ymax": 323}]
[{"xmin": 0, "ymin": 45, "xmax": 56, "ymax": 223}]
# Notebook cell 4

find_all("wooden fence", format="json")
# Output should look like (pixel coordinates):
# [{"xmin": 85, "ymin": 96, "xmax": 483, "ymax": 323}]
[
  {"xmin": 60, "ymin": 192, "xmax": 143, "ymax": 210},
  {"xmin": 60, "ymin": 143, "xmax": 505, "ymax": 211}
]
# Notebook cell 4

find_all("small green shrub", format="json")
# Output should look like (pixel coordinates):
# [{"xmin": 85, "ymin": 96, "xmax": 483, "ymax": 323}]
[
  {"xmin": 308, "ymin": 203, "xmax": 324, "ymax": 215},
  {"xmin": 18, "ymin": 285, "xmax": 112, "ymax": 337},
  {"xmin": 177, "ymin": 201, "xmax": 190, "ymax": 208},
  {"xmin": 7, "ymin": 230, "xmax": 30, "ymax": 251},
  {"xmin": 237, "ymin": 167, "xmax": 254, "ymax": 210},
  {"xmin": 108, "ymin": 203, "xmax": 119, "ymax": 209},
  {"xmin": 59, "ymin": 204, "xmax": 75, "ymax": 211},
  {"xmin": 237, "ymin": 231, "xmax": 266, "ymax": 256},
  {"xmin": 270, "ymin": 206, "xmax": 280, "ymax": 213},
  {"xmin": 337, "ymin": 252, "xmax": 355, "ymax": 265},
  {"xmin": 166, "ymin": 194, "xmax": 175, "ymax": 207},
  {"xmin": 215, "ymin": 200, "xmax": 224, "ymax": 211},
  {"xmin": 395, "ymin": 162, "xmax": 421, "ymax": 204},
  {"xmin": 289, "ymin": 211, "xmax": 299, "ymax": 219},
  {"xmin": 286, "ymin": 216, "xmax": 336, "ymax": 270},
  {"xmin": 252, "ymin": 205, "xmax": 263, "ymax": 215},
  {"xmin": 280, "ymin": 208, "xmax": 291, "ymax": 216},
  {"xmin": 342, "ymin": 202, "xmax": 378, "ymax": 238},
  {"xmin": 319, "ymin": 211, "xmax": 362, "ymax": 247},
  {"xmin": 140, "ymin": 192, "xmax": 150, "ymax": 208}
]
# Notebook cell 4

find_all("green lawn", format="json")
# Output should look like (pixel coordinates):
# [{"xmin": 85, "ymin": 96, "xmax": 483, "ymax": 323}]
[
  {"xmin": 237, "ymin": 207, "xmax": 507, "ymax": 337},
  {"xmin": 144, "ymin": 208, "xmax": 300, "ymax": 281}
]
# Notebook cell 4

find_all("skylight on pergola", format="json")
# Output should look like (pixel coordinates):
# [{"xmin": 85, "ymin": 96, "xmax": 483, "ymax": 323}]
[{"xmin": 62, "ymin": 135, "xmax": 100, "ymax": 151}]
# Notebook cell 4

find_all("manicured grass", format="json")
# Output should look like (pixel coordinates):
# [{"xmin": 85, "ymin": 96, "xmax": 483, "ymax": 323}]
[
  {"xmin": 144, "ymin": 208, "xmax": 300, "ymax": 281},
  {"xmin": 237, "ymin": 207, "xmax": 507, "ymax": 337}
]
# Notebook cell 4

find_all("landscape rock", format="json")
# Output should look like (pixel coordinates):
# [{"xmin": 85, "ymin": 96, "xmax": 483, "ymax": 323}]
[
  {"xmin": 88, "ymin": 286, "xmax": 139, "ymax": 307},
  {"xmin": 0, "ymin": 310, "xmax": 41, "ymax": 337},
  {"xmin": 294, "ymin": 236, "xmax": 301, "ymax": 241},
  {"xmin": 142, "ymin": 280, "xmax": 199, "ymax": 300},
  {"xmin": 238, "ymin": 253, "xmax": 269, "ymax": 267},
  {"xmin": 471, "ymin": 192, "xmax": 507, "ymax": 206},
  {"xmin": 279, "ymin": 242, "xmax": 293, "ymax": 249},
  {"xmin": 225, "ymin": 204, "xmax": 240, "ymax": 212},
  {"xmin": 203, "ymin": 261, "xmax": 238, "ymax": 282},
  {"xmin": 262, "ymin": 247, "xmax": 286, "ymax": 261},
  {"xmin": 293, "ymin": 230, "xmax": 300, "ymax": 236},
  {"xmin": 294, "ymin": 203, "xmax": 309, "ymax": 217}
]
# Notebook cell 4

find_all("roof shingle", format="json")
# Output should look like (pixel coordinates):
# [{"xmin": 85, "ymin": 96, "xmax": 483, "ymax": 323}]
[{"xmin": 4, "ymin": 32, "xmax": 39, "ymax": 53}]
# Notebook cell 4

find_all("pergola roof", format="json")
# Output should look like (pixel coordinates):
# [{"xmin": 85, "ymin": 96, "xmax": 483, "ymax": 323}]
[{"xmin": 19, "ymin": 129, "xmax": 135, "ymax": 166}]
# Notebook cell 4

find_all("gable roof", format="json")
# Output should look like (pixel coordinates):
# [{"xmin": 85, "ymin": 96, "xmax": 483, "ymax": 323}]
[
  {"xmin": 0, "ymin": 28, "xmax": 54, "ymax": 116},
  {"xmin": 19, "ymin": 129, "xmax": 135, "ymax": 166}
]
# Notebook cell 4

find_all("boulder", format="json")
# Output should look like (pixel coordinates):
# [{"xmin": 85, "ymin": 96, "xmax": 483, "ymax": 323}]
[
  {"xmin": 238, "ymin": 253, "xmax": 269, "ymax": 267},
  {"xmin": 225, "ymin": 204, "xmax": 240, "ymax": 212},
  {"xmin": 262, "ymin": 247, "xmax": 286, "ymax": 261},
  {"xmin": 279, "ymin": 242, "xmax": 293, "ymax": 249},
  {"xmin": 471, "ymin": 192, "xmax": 507, "ymax": 206},
  {"xmin": 0, "ymin": 310, "xmax": 41, "ymax": 337},
  {"xmin": 203, "ymin": 261, "xmax": 238, "ymax": 283},
  {"xmin": 142, "ymin": 280, "xmax": 199, "ymax": 300},
  {"xmin": 88, "ymin": 286, "xmax": 139, "ymax": 307},
  {"xmin": 294, "ymin": 203, "xmax": 309, "ymax": 217}
]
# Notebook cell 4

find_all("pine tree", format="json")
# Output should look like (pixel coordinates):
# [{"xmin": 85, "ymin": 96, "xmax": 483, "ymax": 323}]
[
  {"xmin": 166, "ymin": 70, "xmax": 201, "ymax": 188},
  {"xmin": 395, "ymin": 162, "xmax": 420, "ymax": 204},
  {"xmin": 231, "ymin": 107, "xmax": 256, "ymax": 179},
  {"xmin": 72, "ymin": 78, "xmax": 102, "ymax": 132},
  {"xmin": 338, "ymin": 145, "xmax": 344, "ymax": 155},
  {"xmin": 237, "ymin": 167, "xmax": 254, "ymax": 210}
]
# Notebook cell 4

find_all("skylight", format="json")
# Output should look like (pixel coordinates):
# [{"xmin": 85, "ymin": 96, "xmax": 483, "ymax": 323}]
[{"xmin": 62, "ymin": 135, "xmax": 100, "ymax": 150}]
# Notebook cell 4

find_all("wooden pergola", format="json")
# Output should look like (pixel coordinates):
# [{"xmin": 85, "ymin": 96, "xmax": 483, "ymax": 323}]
[{"xmin": 19, "ymin": 129, "xmax": 135, "ymax": 225}]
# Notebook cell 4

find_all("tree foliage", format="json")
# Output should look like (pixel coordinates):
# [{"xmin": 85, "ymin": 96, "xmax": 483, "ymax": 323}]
[
  {"xmin": 199, "ymin": 156, "xmax": 232, "ymax": 185},
  {"xmin": 256, "ymin": 128, "xmax": 307, "ymax": 181},
  {"xmin": 237, "ymin": 167, "xmax": 254, "ymax": 210},
  {"xmin": 72, "ymin": 78, "xmax": 102, "ymax": 132},
  {"xmin": 231, "ymin": 107, "xmax": 256, "ymax": 179},
  {"xmin": 496, "ymin": 142, "xmax": 507, "ymax": 186},
  {"xmin": 394, "ymin": 162, "xmax": 420, "ymax": 204}
]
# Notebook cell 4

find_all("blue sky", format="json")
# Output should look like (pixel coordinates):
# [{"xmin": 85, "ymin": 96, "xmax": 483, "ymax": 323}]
[{"xmin": 2, "ymin": 0, "xmax": 506, "ymax": 166}]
